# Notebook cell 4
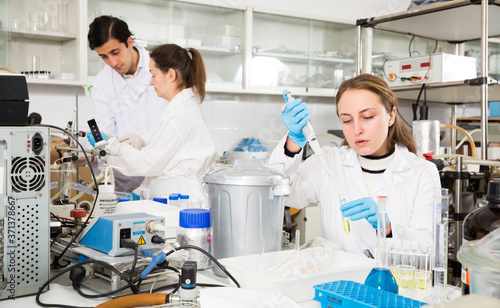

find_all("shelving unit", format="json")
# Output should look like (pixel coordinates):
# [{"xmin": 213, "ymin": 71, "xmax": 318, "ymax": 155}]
[
  {"xmin": 356, "ymin": 0, "xmax": 500, "ymax": 159},
  {"xmin": 1, "ymin": 0, "xmax": 86, "ymax": 86},
  {"xmin": 356, "ymin": 0, "xmax": 500, "ymax": 286}
]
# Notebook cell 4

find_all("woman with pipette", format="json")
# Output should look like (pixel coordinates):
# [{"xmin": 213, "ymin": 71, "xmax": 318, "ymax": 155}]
[{"xmin": 268, "ymin": 74, "xmax": 440, "ymax": 255}]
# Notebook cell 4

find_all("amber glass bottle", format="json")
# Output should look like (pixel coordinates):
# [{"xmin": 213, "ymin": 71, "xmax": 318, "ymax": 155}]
[{"xmin": 462, "ymin": 180, "xmax": 500, "ymax": 294}]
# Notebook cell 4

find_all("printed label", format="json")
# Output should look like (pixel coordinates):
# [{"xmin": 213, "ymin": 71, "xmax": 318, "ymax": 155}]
[{"xmin": 6, "ymin": 196, "xmax": 17, "ymax": 299}]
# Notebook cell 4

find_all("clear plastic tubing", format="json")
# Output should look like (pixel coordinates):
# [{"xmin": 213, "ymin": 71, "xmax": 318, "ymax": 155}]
[
  {"xmin": 283, "ymin": 90, "xmax": 349, "ymax": 233},
  {"xmin": 431, "ymin": 188, "xmax": 450, "ymax": 303}
]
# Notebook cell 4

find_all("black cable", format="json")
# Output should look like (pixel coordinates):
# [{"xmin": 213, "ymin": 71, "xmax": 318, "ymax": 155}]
[
  {"xmin": 35, "ymin": 260, "xmax": 139, "ymax": 308},
  {"xmin": 130, "ymin": 246, "xmax": 139, "ymax": 281},
  {"xmin": 35, "ymin": 124, "xmax": 99, "ymax": 268},
  {"xmin": 165, "ymin": 245, "xmax": 241, "ymax": 288},
  {"xmin": 432, "ymin": 40, "xmax": 438, "ymax": 53},
  {"xmin": 408, "ymin": 35, "xmax": 420, "ymax": 57},
  {"xmin": 413, "ymin": 83, "xmax": 426, "ymax": 121}
]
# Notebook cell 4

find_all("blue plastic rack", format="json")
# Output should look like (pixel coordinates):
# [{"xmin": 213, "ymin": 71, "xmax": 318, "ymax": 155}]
[{"xmin": 314, "ymin": 280, "xmax": 427, "ymax": 308}]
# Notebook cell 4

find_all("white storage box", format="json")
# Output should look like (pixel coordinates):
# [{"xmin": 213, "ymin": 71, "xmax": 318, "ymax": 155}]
[{"xmin": 218, "ymin": 248, "xmax": 376, "ymax": 302}]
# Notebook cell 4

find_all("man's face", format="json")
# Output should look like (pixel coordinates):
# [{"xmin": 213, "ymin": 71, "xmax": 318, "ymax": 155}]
[{"xmin": 94, "ymin": 37, "xmax": 135, "ymax": 75}]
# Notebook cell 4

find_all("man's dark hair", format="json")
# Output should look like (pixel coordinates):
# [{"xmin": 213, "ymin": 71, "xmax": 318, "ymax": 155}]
[{"xmin": 88, "ymin": 15, "xmax": 133, "ymax": 50}]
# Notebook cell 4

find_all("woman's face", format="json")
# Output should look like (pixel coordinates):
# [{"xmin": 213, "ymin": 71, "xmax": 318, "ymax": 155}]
[
  {"xmin": 149, "ymin": 59, "xmax": 171, "ymax": 100},
  {"xmin": 337, "ymin": 89, "xmax": 396, "ymax": 157}
]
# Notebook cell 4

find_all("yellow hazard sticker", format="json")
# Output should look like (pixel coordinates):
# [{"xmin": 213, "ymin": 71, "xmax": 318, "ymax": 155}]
[{"xmin": 137, "ymin": 236, "xmax": 146, "ymax": 245}]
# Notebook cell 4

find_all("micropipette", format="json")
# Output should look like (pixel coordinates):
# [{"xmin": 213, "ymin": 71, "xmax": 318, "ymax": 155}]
[{"xmin": 283, "ymin": 90, "xmax": 350, "ymax": 234}]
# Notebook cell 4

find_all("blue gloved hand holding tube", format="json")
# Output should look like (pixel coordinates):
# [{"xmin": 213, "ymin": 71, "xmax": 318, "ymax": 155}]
[
  {"xmin": 281, "ymin": 90, "xmax": 309, "ymax": 148},
  {"xmin": 87, "ymin": 132, "xmax": 110, "ymax": 147},
  {"xmin": 340, "ymin": 197, "xmax": 389, "ymax": 230}
]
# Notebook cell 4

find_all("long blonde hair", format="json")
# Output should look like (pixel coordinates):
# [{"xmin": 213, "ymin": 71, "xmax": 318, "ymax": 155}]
[{"xmin": 335, "ymin": 74, "xmax": 416, "ymax": 154}]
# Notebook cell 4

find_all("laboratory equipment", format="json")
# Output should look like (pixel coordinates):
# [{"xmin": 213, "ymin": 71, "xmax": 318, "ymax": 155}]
[
  {"xmin": 413, "ymin": 120, "xmax": 441, "ymax": 157},
  {"xmin": 383, "ymin": 53, "xmax": 476, "ymax": 86},
  {"xmin": 458, "ymin": 228, "xmax": 500, "ymax": 300},
  {"xmin": 219, "ymin": 245, "xmax": 374, "ymax": 302},
  {"xmin": 175, "ymin": 209, "xmax": 212, "ymax": 269},
  {"xmin": 205, "ymin": 159, "xmax": 290, "ymax": 276},
  {"xmin": 168, "ymin": 193, "xmax": 180, "ymax": 206},
  {"xmin": 462, "ymin": 180, "xmax": 500, "ymax": 294},
  {"xmin": 283, "ymin": 90, "xmax": 348, "ymax": 233},
  {"xmin": 314, "ymin": 280, "xmax": 426, "ymax": 308},
  {"xmin": 0, "ymin": 74, "xmax": 30, "ymax": 125},
  {"xmin": 0, "ymin": 127, "xmax": 50, "ymax": 300},
  {"xmin": 431, "ymin": 188, "xmax": 450, "ymax": 303},
  {"xmin": 223, "ymin": 137, "xmax": 269, "ymax": 162},
  {"xmin": 93, "ymin": 165, "xmax": 118, "ymax": 217},
  {"xmin": 364, "ymin": 196, "xmax": 399, "ymax": 294},
  {"xmin": 78, "ymin": 213, "xmax": 165, "ymax": 257},
  {"xmin": 179, "ymin": 194, "xmax": 189, "ymax": 208},
  {"xmin": 341, "ymin": 199, "xmax": 351, "ymax": 234}
]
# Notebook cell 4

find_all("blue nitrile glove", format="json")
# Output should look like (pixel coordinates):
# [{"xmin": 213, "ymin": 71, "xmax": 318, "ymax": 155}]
[
  {"xmin": 87, "ymin": 132, "xmax": 110, "ymax": 147},
  {"xmin": 281, "ymin": 90, "xmax": 309, "ymax": 148},
  {"xmin": 340, "ymin": 197, "xmax": 388, "ymax": 230}
]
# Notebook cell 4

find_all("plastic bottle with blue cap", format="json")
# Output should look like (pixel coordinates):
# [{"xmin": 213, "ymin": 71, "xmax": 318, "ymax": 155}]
[
  {"xmin": 176, "ymin": 208, "xmax": 212, "ymax": 269},
  {"xmin": 180, "ymin": 194, "xmax": 189, "ymax": 208},
  {"xmin": 169, "ymin": 193, "xmax": 180, "ymax": 206}
]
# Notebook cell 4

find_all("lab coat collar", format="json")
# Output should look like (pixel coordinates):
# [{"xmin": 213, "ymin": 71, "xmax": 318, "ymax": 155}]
[
  {"xmin": 342, "ymin": 143, "xmax": 410, "ymax": 172},
  {"xmin": 115, "ymin": 44, "xmax": 151, "ymax": 93},
  {"xmin": 169, "ymin": 88, "xmax": 195, "ymax": 107}
]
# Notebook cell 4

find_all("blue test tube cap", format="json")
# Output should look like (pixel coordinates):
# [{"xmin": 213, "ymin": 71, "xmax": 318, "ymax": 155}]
[
  {"xmin": 118, "ymin": 198, "xmax": 130, "ymax": 203},
  {"xmin": 153, "ymin": 197, "xmax": 168, "ymax": 204},
  {"xmin": 179, "ymin": 208, "xmax": 211, "ymax": 228},
  {"xmin": 180, "ymin": 194, "xmax": 189, "ymax": 200}
]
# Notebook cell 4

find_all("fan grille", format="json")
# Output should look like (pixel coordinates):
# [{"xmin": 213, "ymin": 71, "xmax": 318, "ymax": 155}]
[{"xmin": 11, "ymin": 156, "xmax": 46, "ymax": 192}]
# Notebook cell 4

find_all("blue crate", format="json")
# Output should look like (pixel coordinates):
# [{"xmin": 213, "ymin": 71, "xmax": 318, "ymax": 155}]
[{"xmin": 314, "ymin": 280, "xmax": 427, "ymax": 308}]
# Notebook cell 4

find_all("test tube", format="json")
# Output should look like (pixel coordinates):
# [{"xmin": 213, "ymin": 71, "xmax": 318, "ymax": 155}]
[
  {"xmin": 340, "ymin": 198, "xmax": 351, "ymax": 234},
  {"xmin": 431, "ymin": 188, "xmax": 450, "ymax": 303}
]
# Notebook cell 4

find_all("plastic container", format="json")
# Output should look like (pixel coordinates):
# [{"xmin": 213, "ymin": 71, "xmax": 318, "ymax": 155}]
[
  {"xmin": 458, "ymin": 228, "xmax": 500, "ymax": 300},
  {"xmin": 169, "ymin": 193, "xmax": 180, "ymax": 206},
  {"xmin": 179, "ymin": 194, "xmax": 189, "ymax": 208},
  {"xmin": 314, "ymin": 280, "xmax": 426, "ymax": 308},
  {"xmin": 223, "ymin": 138, "xmax": 270, "ymax": 162},
  {"xmin": 93, "ymin": 166, "xmax": 117, "ymax": 217},
  {"xmin": 153, "ymin": 197, "xmax": 168, "ymax": 204},
  {"xmin": 490, "ymin": 101, "xmax": 500, "ymax": 117},
  {"xmin": 176, "ymin": 209, "xmax": 212, "ymax": 270},
  {"xmin": 218, "ymin": 249, "xmax": 375, "ymax": 302}
]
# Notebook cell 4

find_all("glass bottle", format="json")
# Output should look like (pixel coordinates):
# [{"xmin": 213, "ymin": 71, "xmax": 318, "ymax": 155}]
[
  {"xmin": 462, "ymin": 180, "xmax": 500, "ymax": 295},
  {"xmin": 364, "ymin": 196, "xmax": 399, "ymax": 294}
]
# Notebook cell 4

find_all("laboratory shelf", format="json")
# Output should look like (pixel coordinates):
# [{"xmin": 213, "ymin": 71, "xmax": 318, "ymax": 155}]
[
  {"xmin": 26, "ymin": 79, "xmax": 85, "ymax": 87},
  {"xmin": 254, "ymin": 51, "xmax": 354, "ymax": 64},
  {"xmin": 357, "ymin": 0, "xmax": 500, "ymax": 43},
  {"xmin": 4, "ymin": 29, "xmax": 76, "ymax": 42},
  {"xmin": 390, "ymin": 78, "xmax": 500, "ymax": 104}
]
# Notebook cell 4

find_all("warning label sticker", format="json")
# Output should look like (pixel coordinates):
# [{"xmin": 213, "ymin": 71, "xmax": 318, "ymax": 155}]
[{"xmin": 137, "ymin": 236, "xmax": 146, "ymax": 245}]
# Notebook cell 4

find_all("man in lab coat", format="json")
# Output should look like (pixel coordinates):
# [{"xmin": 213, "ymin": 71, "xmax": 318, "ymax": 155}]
[{"xmin": 87, "ymin": 15, "xmax": 167, "ymax": 192}]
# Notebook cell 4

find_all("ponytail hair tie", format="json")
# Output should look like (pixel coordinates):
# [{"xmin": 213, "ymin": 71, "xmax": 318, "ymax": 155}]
[{"xmin": 185, "ymin": 48, "xmax": 192, "ymax": 60}]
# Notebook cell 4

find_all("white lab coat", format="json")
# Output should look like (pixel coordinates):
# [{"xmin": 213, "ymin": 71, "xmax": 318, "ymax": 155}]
[
  {"xmin": 90, "ymin": 44, "xmax": 167, "ymax": 192},
  {"xmin": 91, "ymin": 44, "xmax": 167, "ymax": 143},
  {"xmin": 268, "ymin": 136, "xmax": 441, "ymax": 255},
  {"xmin": 105, "ymin": 88, "xmax": 217, "ymax": 208}
]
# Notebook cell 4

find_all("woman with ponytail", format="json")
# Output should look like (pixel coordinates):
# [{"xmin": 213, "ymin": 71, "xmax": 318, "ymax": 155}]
[
  {"xmin": 269, "ymin": 74, "xmax": 440, "ymax": 254},
  {"xmin": 104, "ymin": 44, "xmax": 216, "ymax": 208}
]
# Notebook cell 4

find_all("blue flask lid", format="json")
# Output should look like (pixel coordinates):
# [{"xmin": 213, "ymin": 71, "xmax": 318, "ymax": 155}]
[{"xmin": 179, "ymin": 209, "xmax": 211, "ymax": 228}]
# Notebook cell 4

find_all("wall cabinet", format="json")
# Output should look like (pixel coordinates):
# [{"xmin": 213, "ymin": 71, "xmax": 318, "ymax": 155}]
[
  {"xmin": 0, "ymin": 0, "xmax": 86, "ymax": 86},
  {"xmin": 1, "ymin": 0, "xmax": 358, "ymax": 97}
]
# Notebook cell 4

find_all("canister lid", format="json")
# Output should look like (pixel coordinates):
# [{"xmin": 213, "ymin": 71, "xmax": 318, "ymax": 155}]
[
  {"xmin": 204, "ymin": 159, "xmax": 284, "ymax": 186},
  {"xmin": 179, "ymin": 209, "xmax": 211, "ymax": 228}
]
